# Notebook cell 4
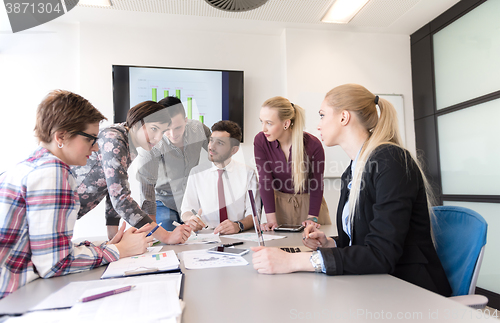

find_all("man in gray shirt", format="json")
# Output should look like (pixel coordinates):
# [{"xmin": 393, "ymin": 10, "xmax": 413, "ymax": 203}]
[{"xmin": 136, "ymin": 96, "xmax": 211, "ymax": 231}]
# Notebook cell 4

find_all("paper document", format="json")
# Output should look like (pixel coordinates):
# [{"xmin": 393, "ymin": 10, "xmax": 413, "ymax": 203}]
[
  {"xmin": 67, "ymin": 280, "xmax": 181, "ymax": 322},
  {"xmin": 223, "ymin": 232, "xmax": 286, "ymax": 242},
  {"xmin": 101, "ymin": 250, "xmax": 179, "ymax": 279},
  {"xmin": 31, "ymin": 273, "xmax": 183, "ymax": 311},
  {"xmin": 182, "ymin": 249, "xmax": 248, "ymax": 269},
  {"xmin": 146, "ymin": 246, "xmax": 163, "ymax": 253},
  {"xmin": 182, "ymin": 232, "xmax": 221, "ymax": 245}
]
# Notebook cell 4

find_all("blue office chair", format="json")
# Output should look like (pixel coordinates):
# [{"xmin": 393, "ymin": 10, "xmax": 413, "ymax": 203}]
[{"xmin": 431, "ymin": 206, "xmax": 488, "ymax": 309}]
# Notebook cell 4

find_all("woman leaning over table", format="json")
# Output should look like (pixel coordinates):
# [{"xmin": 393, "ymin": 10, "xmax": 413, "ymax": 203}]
[
  {"xmin": 72, "ymin": 101, "xmax": 191, "ymax": 244},
  {"xmin": 0, "ymin": 90, "xmax": 154, "ymax": 299},
  {"xmin": 254, "ymin": 96, "xmax": 331, "ymax": 231},
  {"xmin": 252, "ymin": 84, "xmax": 452, "ymax": 297}
]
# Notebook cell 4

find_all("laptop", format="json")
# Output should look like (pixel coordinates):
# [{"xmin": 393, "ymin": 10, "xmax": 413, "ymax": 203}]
[{"xmin": 248, "ymin": 190, "xmax": 311, "ymax": 253}]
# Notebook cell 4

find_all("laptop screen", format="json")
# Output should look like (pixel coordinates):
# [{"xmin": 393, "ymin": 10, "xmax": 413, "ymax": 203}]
[{"xmin": 248, "ymin": 190, "xmax": 265, "ymax": 247}]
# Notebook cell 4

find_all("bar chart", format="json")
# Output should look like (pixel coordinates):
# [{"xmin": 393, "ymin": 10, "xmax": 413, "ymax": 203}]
[{"xmin": 129, "ymin": 67, "xmax": 222, "ymax": 128}]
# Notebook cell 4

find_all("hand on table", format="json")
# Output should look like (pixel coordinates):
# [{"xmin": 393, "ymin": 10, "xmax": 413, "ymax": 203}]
[
  {"xmin": 251, "ymin": 246, "xmax": 314, "ymax": 274},
  {"xmin": 302, "ymin": 225, "xmax": 335, "ymax": 250},
  {"xmin": 260, "ymin": 222, "xmax": 278, "ymax": 231},
  {"xmin": 251, "ymin": 247, "xmax": 295, "ymax": 274},
  {"xmin": 301, "ymin": 218, "xmax": 321, "ymax": 229},
  {"xmin": 114, "ymin": 223, "xmax": 155, "ymax": 258},
  {"xmin": 167, "ymin": 224, "xmax": 192, "ymax": 244},
  {"xmin": 214, "ymin": 220, "xmax": 239, "ymax": 235},
  {"xmin": 186, "ymin": 209, "xmax": 206, "ymax": 232}
]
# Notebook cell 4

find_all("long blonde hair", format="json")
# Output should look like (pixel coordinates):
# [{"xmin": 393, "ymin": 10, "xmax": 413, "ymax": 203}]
[
  {"xmin": 262, "ymin": 96, "xmax": 306, "ymax": 194},
  {"xmin": 324, "ymin": 84, "xmax": 435, "ymax": 219}
]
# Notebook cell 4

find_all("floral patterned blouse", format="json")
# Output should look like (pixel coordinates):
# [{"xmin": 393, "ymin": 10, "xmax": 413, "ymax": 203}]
[{"xmin": 72, "ymin": 123, "xmax": 153, "ymax": 228}]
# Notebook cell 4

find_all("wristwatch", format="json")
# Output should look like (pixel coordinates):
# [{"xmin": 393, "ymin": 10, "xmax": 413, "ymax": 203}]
[
  {"xmin": 310, "ymin": 250, "xmax": 323, "ymax": 273},
  {"xmin": 235, "ymin": 221, "xmax": 244, "ymax": 233},
  {"xmin": 307, "ymin": 216, "xmax": 318, "ymax": 223}
]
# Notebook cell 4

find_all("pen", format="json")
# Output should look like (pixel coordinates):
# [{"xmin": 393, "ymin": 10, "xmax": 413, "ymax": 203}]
[
  {"xmin": 80, "ymin": 285, "xmax": 135, "ymax": 303},
  {"xmin": 221, "ymin": 242, "xmax": 244, "ymax": 248},
  {"xmin": 146, "ymin": 222, "xmax": 162, "ymax": 237},
  {"xmin": 173, "ymin": 221, "xmax": 197, "ymax": 236},
  {"xmin": 192, "ymin": 209, "xmax": 208, "ymax": 229}
]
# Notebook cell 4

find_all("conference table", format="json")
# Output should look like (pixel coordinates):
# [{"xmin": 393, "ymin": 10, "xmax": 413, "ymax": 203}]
[{"xmin": 0, "ymin": 225, "xmax": 493, "ymax": 322}]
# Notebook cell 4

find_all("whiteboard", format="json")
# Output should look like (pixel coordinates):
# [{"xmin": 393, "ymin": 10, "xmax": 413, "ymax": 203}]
[{"xmin": 297, "ymin": 92, "xmax": 405, "ymax": 178}]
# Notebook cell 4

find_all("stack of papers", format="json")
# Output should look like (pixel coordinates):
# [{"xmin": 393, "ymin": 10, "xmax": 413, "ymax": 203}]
[
  {"xmin": 68, "ymin": 280, "xmax": 181, "ymax": 322},
  {"xmin": 101, "ymin": 250, "xmax": 180, "ymax": 279},
  {"xmin": 31, "ymin": 273, "xmax": 183, "ymax": 311},
  {"xmin": 8, "ymin": 274, "xmax": 185, "ymax": 323}
]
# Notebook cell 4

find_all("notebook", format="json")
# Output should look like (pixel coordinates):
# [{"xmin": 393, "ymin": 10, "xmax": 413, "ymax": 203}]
[
  {"xmin": 101, "ymin": 250, "xmax": 181, "ymax": 279},
  {"xmin": 248, "ymin": 190, "xmax": 310, "ymax": 253}
]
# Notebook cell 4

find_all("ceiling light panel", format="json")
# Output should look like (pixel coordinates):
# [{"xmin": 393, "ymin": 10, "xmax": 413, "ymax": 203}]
[
  {"xmin": 321, "ymin": 0, "xmax": 370, "ymax": 24},
  {"xmin": 350, "ymin": 0, "xmax": 421, "ymax": 27}
]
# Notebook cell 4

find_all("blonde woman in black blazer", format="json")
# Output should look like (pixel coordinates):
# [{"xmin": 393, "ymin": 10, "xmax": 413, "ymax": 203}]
[{"xmin": 252, "ymin": 84, "xmax": 452, "ymax": 297}]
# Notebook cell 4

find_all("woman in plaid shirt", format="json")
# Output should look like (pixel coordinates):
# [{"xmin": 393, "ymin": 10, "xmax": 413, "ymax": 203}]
[{"xmin": 0, "ymin": 90, "xmax": 154, "ymax": 299}]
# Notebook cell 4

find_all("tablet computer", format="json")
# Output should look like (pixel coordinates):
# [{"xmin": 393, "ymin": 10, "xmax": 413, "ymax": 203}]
[{"xmin": 273, "ymin": 224, "xmax": 305, "ymax": 232}]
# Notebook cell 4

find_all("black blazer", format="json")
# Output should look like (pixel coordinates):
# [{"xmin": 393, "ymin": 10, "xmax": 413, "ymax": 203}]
[{"xmin": 320, "ymin": 144, "xmax": 452, "ymax": 297}]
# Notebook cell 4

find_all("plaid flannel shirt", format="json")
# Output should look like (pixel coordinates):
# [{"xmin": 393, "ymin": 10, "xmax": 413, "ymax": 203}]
[{"xmin": 0, "ymin": 147, "xmax": 119, "ymax": 299}]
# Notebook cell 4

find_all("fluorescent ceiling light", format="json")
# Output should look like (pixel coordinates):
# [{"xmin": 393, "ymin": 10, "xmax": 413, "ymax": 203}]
[
  {"xmin": 78, "ymin": 0, "xmax": 112, "ymax": 6},
  {"xmin": 321, "ymin": 0, "xmax": 370, "ymax": 24}
]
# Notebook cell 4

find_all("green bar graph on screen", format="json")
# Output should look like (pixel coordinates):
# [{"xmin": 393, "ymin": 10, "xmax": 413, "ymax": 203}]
[
  {"xmin": 187, "ymin": 97, "xmax": 192, "ymax": 119},
  {"xmin": 176, "ymin": 89, "xmax": 181, "ymax": 99},
  {"xmin": 164, "ymin": 90, "xmax": 169, "ymax": 98},
  {"xmin": 199, "ymin": 115, "xmax": 204, "ymax": 124},
  {"xmin": 152, "ymin": 88, "xmax": 157, "ymax": 102}
]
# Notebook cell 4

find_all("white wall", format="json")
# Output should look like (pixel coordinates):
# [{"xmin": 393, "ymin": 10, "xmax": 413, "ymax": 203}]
[
  {"xmin": 282, "ymin": 28, "xmax": 415, "ymax": 213},
  {"xmin": 0, "ymin": 22, "xmax": 80, "ymax": 172},
  {"xmin": 0, "ymin": 9, "xmax": 415, "ymax": 239}
]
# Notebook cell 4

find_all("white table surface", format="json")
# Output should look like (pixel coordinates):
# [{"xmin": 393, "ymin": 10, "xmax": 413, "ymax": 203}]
[{"xmin": 0, "ymin": 225, "xmax": 493, "ymax": 322}]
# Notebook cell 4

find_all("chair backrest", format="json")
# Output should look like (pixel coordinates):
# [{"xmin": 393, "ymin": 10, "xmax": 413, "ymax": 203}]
[{"xmin": 431, "ymin": 206, "xmax": 488, "ymax": 297}]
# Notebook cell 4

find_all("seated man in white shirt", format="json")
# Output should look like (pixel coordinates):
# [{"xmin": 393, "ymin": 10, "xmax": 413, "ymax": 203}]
[{"xmin": 181, "ymin": 120, "xmax": 259, "ymax": 235}]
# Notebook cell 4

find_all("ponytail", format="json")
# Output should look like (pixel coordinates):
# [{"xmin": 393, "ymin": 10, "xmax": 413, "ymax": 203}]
[
  {"xmin": 262, "ymin": 97, "xmax": 307, "ymax": 193},
  {"xmin": 290, "ymin": 102, "xmax": 306, "ymax": 193},
  {"xmin": 324, "ymin": 84, "xmax": 435, "ymax": 221}
]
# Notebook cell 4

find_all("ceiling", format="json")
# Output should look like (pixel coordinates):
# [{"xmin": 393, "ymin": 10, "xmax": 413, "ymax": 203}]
[{"xmin": 75, "ymin": 0, "xmax": 462, "ymax": 35}]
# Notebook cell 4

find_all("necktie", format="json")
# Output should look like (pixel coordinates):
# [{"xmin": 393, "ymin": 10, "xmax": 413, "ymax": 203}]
[{"xmin": 217, "ymin": 169, "xmax": 228, "ymax": 222}]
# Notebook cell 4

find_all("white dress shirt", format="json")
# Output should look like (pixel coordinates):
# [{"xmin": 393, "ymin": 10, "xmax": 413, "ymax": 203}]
[{"xmin": 180, "ymin": 159, "xmax": 260, "ymax": 229}]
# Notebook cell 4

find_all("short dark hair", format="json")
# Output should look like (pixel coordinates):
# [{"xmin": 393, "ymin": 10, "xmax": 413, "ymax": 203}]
[
  {"xmin": 211, "ymin": 120, "xmax": 242, "ymax": 146},
  {"xmin": 34, "ymin": 90, "xmax": 107, "ymax": 143},
  {"xmin": 157, "ymin": 96, "xmax": 185, "ymax": 118},
  {"xmin": 126, "ymin": 101, "xmax": 170, "ymax": 128}
]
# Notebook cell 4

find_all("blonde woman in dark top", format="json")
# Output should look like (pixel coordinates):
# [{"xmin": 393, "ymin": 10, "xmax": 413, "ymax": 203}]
[
  {"xmin": 254, "ymin": 96, "xmax": 330, "ymax": 231},
  {"xmin": 252, "ymin": 84, "xmax": 452, "ymax": 297},
  {"xmin": 73, "ymin": 101, "xmax": 191, "ymax": 244}
]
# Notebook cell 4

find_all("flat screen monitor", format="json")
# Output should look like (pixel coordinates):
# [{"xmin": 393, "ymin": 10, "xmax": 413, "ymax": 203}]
[{"xmin": 112, "ymin": 65, "xmax": 244, "ymax": 141}]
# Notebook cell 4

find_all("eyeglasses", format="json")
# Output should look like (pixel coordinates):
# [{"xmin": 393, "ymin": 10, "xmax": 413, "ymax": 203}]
[{"xmin": 76, "ymin": 131, "xmax": 99, "ymax": 146}]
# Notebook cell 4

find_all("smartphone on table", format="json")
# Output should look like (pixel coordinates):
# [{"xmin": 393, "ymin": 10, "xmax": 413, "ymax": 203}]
[
  {"xmin": 273, "ymin": 224, "xmax": 305, "ymax": 232},
  {"xmin": 207, "ymin": 246, "xmax": 249, "ymax": 256}
]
